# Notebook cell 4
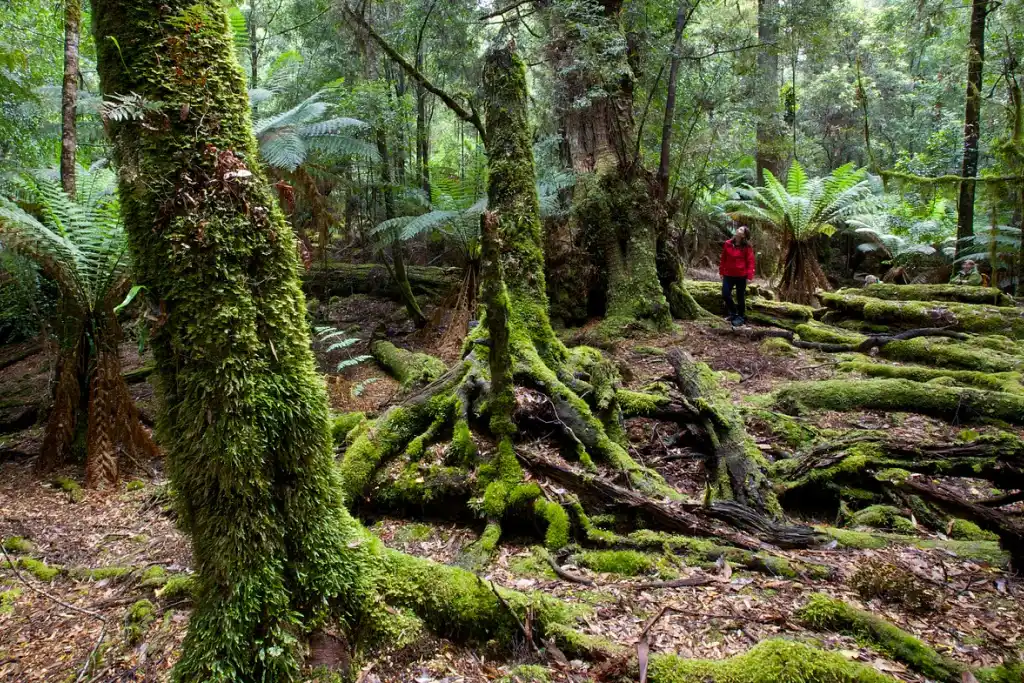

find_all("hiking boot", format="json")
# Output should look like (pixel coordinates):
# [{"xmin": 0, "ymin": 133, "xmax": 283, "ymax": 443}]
[{"xmin": 731, "ymin": 316, "xmax": 746, "ymax": 327}]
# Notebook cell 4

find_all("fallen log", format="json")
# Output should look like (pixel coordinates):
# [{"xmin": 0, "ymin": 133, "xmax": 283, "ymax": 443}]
[
  {"xmin": 899, "ymin": 475, "xmax": 1024, "ymax": 568},
  {"xmin": 682, "ymin": 281, "xmax": 813, "ymax": 327},
  {"xmin": 0, "ymin": 401, "xmax": 38, "ymax": 435},
  {"xmin": 0, "ymin": 341, "xmax": 42, "ymax": 371},
  {"xmin": 724, "ymin": 325, "xmax": 967, "ymax": 354},
  {"xmin": 819, "ymin": 291, "xmax": 1024, "ymax": 339},
  {"xmin": 302, "ymin": 262, "xmax": 461, "ymax": 300},
  {"xmin": 516, "ymin": 448, "xmax": 823, "ymax": 550},
  {"xmin": 843, "ymin": 283, "xmax": 1015, "ymax": 307},
  {"xmin": 774, "ymin": 378, "xmax": 1024, "ymax": 426}
]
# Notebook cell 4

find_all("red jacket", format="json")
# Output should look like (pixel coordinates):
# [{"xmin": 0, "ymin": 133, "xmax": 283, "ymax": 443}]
[{"xmin": 719, "ymin": 239, "xmax": 755, "ymax": 280}]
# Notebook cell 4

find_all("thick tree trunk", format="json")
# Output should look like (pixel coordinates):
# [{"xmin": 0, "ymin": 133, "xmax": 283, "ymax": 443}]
[
  {"xmin": 955, "ymin": 0, "xmax": 988, "ymax": 254},
  {"xmin": 60, "ymin": 0, "xmax": 80, "ymax": 196},
  {"xmin": 92, "ymin": 2, "xmax": 364, "ymax": 676},
  {"xmin": 544, "ymin": 0, "xmax": 671, "ymax": 330},
  {"xmin": 755, "ymin": 0, "xmax": 783, "ymax": 184}
]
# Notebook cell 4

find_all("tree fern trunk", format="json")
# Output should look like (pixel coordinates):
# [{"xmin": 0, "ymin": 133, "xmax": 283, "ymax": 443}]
[
  {"xmin": 37, "ymin": 335, "xmax": 85, "ymax": 472},
  {"xmin": 85, "ymin": 344, "xmax": 119, "ymax": 487}
]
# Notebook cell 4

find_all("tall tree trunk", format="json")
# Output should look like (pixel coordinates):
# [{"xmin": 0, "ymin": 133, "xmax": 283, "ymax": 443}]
[
  {"xmin": 755, "ymin": 0, "xmax": 783, "ymax": 184},
  {"xmin": 956, "ymin": 0, "xmax": 989, "ymax": 255},
  {"xmin": 92, "ymin": 2, "xmax": 361, "ymax": 676},
  {"xmin": 60, "ymin": 0, "xmax": 80, "ymax": 196},
  {"xmin": 656, "ymin": 0, "xmax": 690, "ymax": 200},
  {"xmin": 544, "ymin": 0, "xmax": 671, "ymax": 331}
]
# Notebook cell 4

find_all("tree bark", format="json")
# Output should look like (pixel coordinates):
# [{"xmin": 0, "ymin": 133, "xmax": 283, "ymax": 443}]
[
  {"xmin": 755, "ymin": 0, "xmax": 783, "ymax": 184},
  {"xmin": 656, "ymin": 0, "xmax": 691, "ymax": 200},
  {"xmin": 92, "ymin": 1, "xmax": 364, "ymax": 676},
  {"xmin": 955, "ymin": 0, "xmax": 989, "ymax": 254},
  {"xmin": 60, "ymin": 0, "xmax": 80, "ymax": 196}
]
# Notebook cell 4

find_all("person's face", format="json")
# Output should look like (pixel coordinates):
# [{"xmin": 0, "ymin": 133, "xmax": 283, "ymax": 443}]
[
  {"xmin": 963, "ymin": 261, "xmax": 975, "ymax": 272},
  {"xmin": 735, "ymin": 228, "xmax": 748, "ymax": 244}
]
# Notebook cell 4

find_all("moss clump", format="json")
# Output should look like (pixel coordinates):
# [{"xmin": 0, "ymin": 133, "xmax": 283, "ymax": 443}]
[
  {"xmin": 615, "ymin": 388, "xmax": 671, "ymax": 417},
  {"xmin": 0, "ymin": 588, "xmax": 21, "ymax": 615},
  {"xmin": 125, "ymin": 479, "xmax": 146, "ymax": 492},
  {"xmin": 394, "ymin": 524, "xmax": 434, "ymax": 543},
  {"xmin": 499, "ymin": 664, "xmax": 551, "ymax": 683},
  {"xmin": 124, "ymin": 599, "xmax": 156, "ymax": 644},
  {"xmin": 572, "ymin": 550, "xmax": 658, "ymax": 577},
  {"xmin": 948, "ymin": 519, "xmax": 999, "ymax": 542},
  {"xmin": 759, "ymin": 337, "xmax": 798, "ymax": 357},
  {"xmin": 80, "ymin": 565, "xmax": 134, "ymax": 582},
  {"xmin": 648, "ymin": 638, "xmax": 896, "ymax": 683},
  {"xmin": 819, "ymin": 292, "xmax": 1024, "ymax": 338},
  {"xmin": 847, "ymin": 505, "xmax": 915, "ymax": 533},
  {"xmin": 796, "ymin": 594, "xmax": 961, "ymax": 682},
  {"xmin": 370, "ymin": 341, "xmax": 447, "ymax": 389},
  {"xmin": 331, "ymin": 412, "xmax": 367, "ymax": 445},
  {"xmin": 976, "ymin": 661, "xmax": 1024, "ymax": 683},
  {"xmin": 52, "ymin": 476, "xmax": 82, "ymax": 502},
  {"xmin": 795, "ymin": 322, "xmax": 867, "ymax": 345},
  {"xmin": 139, "ymin": 565, "xmax": 167, "ymax": 588},
  {"xmin": 18, "ymin": 557, "xmax": 61, "ymax": 582},
  {"xmin": 823, "ymin": 527, "xmax": 889, "ymax": 549},
  {"xmin": 534, "ymin": 499, "xmax": 570, "ymax": 550},
  {"xmin": 156, "ymin": 575, "xmax": 197, "ymax": 602},
  {"xmin": 774, "ymin": 378, "xmax": 1024, "ymax": 426},
  {"xmin": 633, "ymin": 345, "xmax": 666, "ymax": 356},
  {"xmin": 743, "ymin": 408, "xmax": 818, "ymax": 448},
  {"xmin": 848, "ymin": 560, "xmax": 935, "ymax": 612},
  {"xmin": 2, "ymin": 537, "xmax": 33, "ymax": 555}
]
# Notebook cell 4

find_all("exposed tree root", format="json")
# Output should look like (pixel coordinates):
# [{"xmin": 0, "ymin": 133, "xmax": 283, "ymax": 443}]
[
  {"xmin": 724, "ymin": 325, "xmax": 968, "ymax": 353},
  {"xmin": 840, "ymin": 283, "xmax": 1015, "ymax": 307}
]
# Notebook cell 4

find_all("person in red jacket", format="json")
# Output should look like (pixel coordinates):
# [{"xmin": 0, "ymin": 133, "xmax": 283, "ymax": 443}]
[{"xmin": 719, "ymin": 226, "xmax": 755, "ymax": 325}]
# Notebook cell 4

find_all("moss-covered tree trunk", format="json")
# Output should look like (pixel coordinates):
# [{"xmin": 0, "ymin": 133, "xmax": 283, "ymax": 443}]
[
  {"xmin": 91, "ymin": 2, "xmax": 367, "ymax": 677},
  {"xmin": 543, "ymin": 0, "xmax": 671, "ymax": 332}
]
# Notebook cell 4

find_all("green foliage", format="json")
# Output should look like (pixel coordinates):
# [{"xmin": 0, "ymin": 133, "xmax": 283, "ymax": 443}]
[
  {"xmin": 313, "ymin": 325, "xmax": 371, "ymax": 373},
  {"xmin": 726, "ymin": 162, "xmax": 884, "ymax": 243}
]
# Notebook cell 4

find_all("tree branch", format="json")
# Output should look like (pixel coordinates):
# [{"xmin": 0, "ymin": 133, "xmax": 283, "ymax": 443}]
[
  {"xmin": 478, "ymin": 0, "xmax": 536, "ymax": 21},
  {"xmin": 341, "ymin": 3, "xmax": 486, "ymax": 138}
]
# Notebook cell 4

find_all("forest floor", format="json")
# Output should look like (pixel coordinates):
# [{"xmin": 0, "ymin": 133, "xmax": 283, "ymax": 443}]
[{"xmin": 1, "ymin": 292, "xmax": 1022, "ymax": 682}]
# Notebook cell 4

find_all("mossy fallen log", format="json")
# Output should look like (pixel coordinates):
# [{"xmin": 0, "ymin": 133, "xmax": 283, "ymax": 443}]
[
  {"xmin": 646, "ymin": 638, "xmax": 898, "ymax": 683},
  {"xmin": 370, "ymin": 341, "xmax": 447, "ymax": 389},
  {"xmin": 682, "ymin": 281, "xmax": 813, "ymax": 325},
  {"xmin": 843, "ymin": 283, "xmax": 1015, "ymax": 307},
  {"xmin": 877, "ymin": 336, "xmax": 1023, "ymax": 372},
  {"xmin": 819, "ymin": 292, "xmax": 1024, "ymax": 338},
  {"xmin": 838, "ymin": 360, "xmax": 1023, "ymax": 393},
  {"xmin": 303, "ymin": 262, "xmax": 461, "ymax": 300},
  {"xmin": 774, "ymin": 378, "xmax": 1024, "ymax": 426},
  {"xmin": 796, "ymin": 594, "xmax": 964, "ymax": 682}
]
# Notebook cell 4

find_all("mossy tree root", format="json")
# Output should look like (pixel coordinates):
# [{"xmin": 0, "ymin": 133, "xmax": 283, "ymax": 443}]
[
  {"xmin": 775, "ymin": 433, "xmax": 1024, "ymax": 523},
  {"xmin": 840, "ymin": 283, "xmax": 1015, "ymax": 307},
  {"xmin": 370, "ymin": 340, "xmax": 447, "ymax": 390},
  {"xmin": 774, "ymin": 378, "xmax": 1024, "ymax": 426},
  {"xmin": 729, "ymin": 324, "xmax": 969, "ymax": 354}
]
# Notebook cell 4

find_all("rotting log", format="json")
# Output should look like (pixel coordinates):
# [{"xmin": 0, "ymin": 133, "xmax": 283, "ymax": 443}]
[
  {"xmin": 370, "ymin": 341, "xmax": 447, "ymax": 389},
  {"xmin": 303, "ymin": 262, "xmax": 461, "ymax": 300},
  {"xmin": 844, "ymin": 283, "xmax": 1015, "ymax": 307},
  {"xmin": 724, "ymin": 325, "xmax": 968, "ymax": 354},
  {"xmin": 774, "ymin": 378, "xmax": 1024, "ymax": 426},
  {"xmin": 899, "ymin": 476, "xmax": 1024, "ymax": 569},
  {"xmin": 838, "ymin": 361, "xmax": 1023, "ymax": 394},
  {"xmin": 819, "ymin": 291, "xmax": 1024, "ymax": 338}
]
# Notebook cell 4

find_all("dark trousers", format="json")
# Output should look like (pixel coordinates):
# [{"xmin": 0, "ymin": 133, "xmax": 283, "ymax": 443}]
[{"xmin": 722, "ymin": 276, "xmax": 747, "ymax": 319}]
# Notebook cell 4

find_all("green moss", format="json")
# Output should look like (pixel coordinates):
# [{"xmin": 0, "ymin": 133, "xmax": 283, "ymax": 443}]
[
  {"xmin": 80, "ymin": 565, "xmax": 134, "ymax": 581},
  {"xmin": 844, "ymin": 283, "xmax": 1015, "ymax": 307},
  {"xmin": 331, "ymin": 412, "xmax": 367, "ymax": 444},
  {"xmin": 449, "ymin": 418, "xmax": 477, "ymax": 464},
  {"xmin": 976, "ymin": 661, "xmax": 1024, "ymax": 683},
  {"xmin": 125, "ymin": 479, "xmax": 146, "ymax": 491},
  {"xmin": 633, "ymin": 345, "xmax": 666, "ymax": 356},
  {"xmin": 394, "ymin": 524, "xmax": 434, "ymax": 543},
  {"xmin": 370, "ymin": 341, "xmax": 447, "ymax": 389},
  {"xmin": 879, "ymin": 337, "xmax": 1021, "ymax": 373},
  {"xmin": 847, "ymin": 505, "xmax": 915, "ymax": 533},
  {"xmin": 52, "ymin": 476, "xmax": 82, "ymax": 502},
  {"xmin": 743, "ymin": 408, "xmax": 818, "ymax": 448},
  {"xmin": 124, "ymin": 599, "xmax": 156, "ymax": 644},
  {"xmin": 0, "ymin": 588, "xmax": 21, "ymax": 615},
  {"xmin": 796, "ymin": 594, "xmax": 961, "ymax": 682},
  {"xmin": 18, "ymin": 557, "xmax": 61, "ymax": 582},
  {"xmin": 823, "ymin": 527, "xmax": 889, "ymax": 549},
  {"xmin": 156, "ymin": 575, "xmax": 197, "ymax": 602},
  {"xmin": 573, "ymin": 550, "xmax": 658, "ymax": 577},
  {"xmin": 508, "ymin": 549, "xmax": 558, "ymax": 580},
  {"xmin": 759, "ymin": 336, "xmax": 799, "ymax": 357},
  {"xmin": 948, "ymin": 519, "xmax": 999, "ymax": 541},
  {"xmin": 500, "ymin": 664, "xmax": 551, "ymax": 683},
  {"xmin": 616, "ymin": 388, "xmax": 671, "ymax": 416},
  {"xmin": 139, "ymin": 565, "xmax": 167, "ymax": 588},
  {"xmin": 2, "ymin": 537, "xmax": 33, "ymax": 554},
  {"xmin": 795, "ymin": 322, "xmax": 867, "ymax": 345},
  {"xmin": 839, "ymin": 360, "xmax": 1022, "ymax": 393},
  {"xmin": 774, "ymin": 378, "xmax": 1024, "ymax": 426},
  {"xmin": 820, "ymin": 292, "xmax": 1024, "ymax": 339},
  {"xmin": 648, "ymin": 638, "xmax": 896, "ymax": 683},
  {"xmin": 534, "ymin": 499, "xmax": 570, "ymax": 550}
]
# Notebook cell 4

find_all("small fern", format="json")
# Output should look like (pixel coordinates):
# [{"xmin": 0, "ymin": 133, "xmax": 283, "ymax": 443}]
[{"xmin": 313, "ymin": 326, "xmax": 373, "ymax": 374}]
